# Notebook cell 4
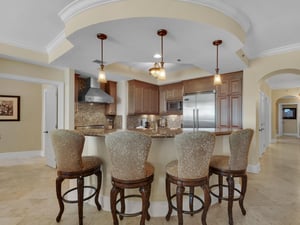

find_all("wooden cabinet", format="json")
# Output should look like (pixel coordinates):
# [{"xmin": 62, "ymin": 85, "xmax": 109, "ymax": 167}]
[
  {"xmin": 159, "ymin": 82, "xmax": 183, "ymax": 114},
  {"xmin": 183, "ymin": 76, "xmax": 214, "ymax": 94},
  {"xmin": 216, "ymin": 71, "xmax": 242, "ymax": 129},
  {"xmin": 105, "ymin": 81, "xmax": 117, "ymax": 115},
  {"xmin": 128, "ymin": 80, "xmax": 159, "ymax": 115}
]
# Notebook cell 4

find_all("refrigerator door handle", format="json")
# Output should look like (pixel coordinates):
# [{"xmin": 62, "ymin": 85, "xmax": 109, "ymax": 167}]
[
  {"xmin": 193, "ymin": 109, "xmax": 196, "ymax": 130},
  {"xmin": 196, "ymin": 108, "xmax": 199, "ymax": 130}
]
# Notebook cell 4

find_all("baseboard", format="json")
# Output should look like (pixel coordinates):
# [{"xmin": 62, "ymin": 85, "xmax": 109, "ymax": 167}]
[
  {"xmin": 283, "ymin": 133, "xmax": 298, "ymax": 136},
  {"xmin": 271, "ymin": 138, "xmax": 277, "ymax": 143},
  {"xmin": 0, "ymin": 150, "xmax": 42, "ymax": 159},
  {"xmin": 247, "ymin": 163, "xmax": 260, "ymax": 174}
]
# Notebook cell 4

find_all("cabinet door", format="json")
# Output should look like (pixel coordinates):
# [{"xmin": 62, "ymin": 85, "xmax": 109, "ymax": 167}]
[
  {"xmin": 230, "ymin": 94, "xmax": 242, "ymax": 128},
  {"xmin": 150, "ymin": 86, "xmax": 159, "ymax": 114},
  {"xmin": 105, "ymin": 81, "xmax": 117, "ymax": 115},
  {"xmin": 216, "ymin": 96, "xmax": 230, "ymax": 128},
  {"xmin": 215, "ymin": 71, "xmax": 242, "ymax": 128},
  {"xmin": 159, "ymin": 87, "xmax": 167, "ymax": 114}
]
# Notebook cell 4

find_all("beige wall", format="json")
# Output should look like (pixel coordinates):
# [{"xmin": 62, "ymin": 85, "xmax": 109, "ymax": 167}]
[
  {"xmin": 0, "ymin": 58, "xmax": 74, "ymax": 154},
  {"xmin": 0, "ymin": 79, "xmax": 42, "ymax": 153},
  {"xmin": 243, "ymin": 50, "xmax": 300, "ymax": 168}
]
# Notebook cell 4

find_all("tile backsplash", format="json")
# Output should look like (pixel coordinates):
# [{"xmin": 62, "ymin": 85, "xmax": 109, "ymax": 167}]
[
  {"xmin": 75, "ymin": 102, "xmax": 121, "ymax": 129},
  {"xmin": 75, "ymin": 102, "xmax": 182, "ymax": 130},
  {"xmin": 127, "ymin": 115, "xmax": 182, "ymax": 129}
]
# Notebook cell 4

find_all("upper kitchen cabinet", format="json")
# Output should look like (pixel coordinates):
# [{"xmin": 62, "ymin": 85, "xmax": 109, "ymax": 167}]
[
  {"xmin": 183, "ymin": 76, "xmax": 215, "ymax": 94},
  {"xmin": 105, "ymin": 81, "xmax": 117, "ymax": 115},
  {"xmin": 159, "ymin": 82, "xmax": 183, "ymax": 114},
  {"xmin": 216, "ymin": 71, "xmax": 242, "ymax": 129},
  {"xmin": 128, "ymin": 80, "xmax": 159, "ymax": 115}
]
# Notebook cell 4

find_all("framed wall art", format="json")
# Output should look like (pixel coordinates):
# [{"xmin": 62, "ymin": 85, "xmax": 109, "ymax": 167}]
[{"xmin": 0, "ymin": 95, "xmax": 20, "ymax": 121}]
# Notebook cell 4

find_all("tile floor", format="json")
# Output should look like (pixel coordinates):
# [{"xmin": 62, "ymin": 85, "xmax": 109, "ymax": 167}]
[{"xmin": 0, "ymin": 136, "xmax": 300, "ymax": 225}]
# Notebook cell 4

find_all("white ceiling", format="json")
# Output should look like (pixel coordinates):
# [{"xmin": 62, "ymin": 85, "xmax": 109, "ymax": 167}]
[{"xmin": 1, "ymin": 0, "xmax": 300, "ymax": 88}]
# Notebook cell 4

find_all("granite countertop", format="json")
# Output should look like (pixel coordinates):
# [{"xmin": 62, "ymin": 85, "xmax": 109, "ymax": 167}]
[{"xmin": 76, "ymin": 127, "xmax": 236, "ymax": 138}]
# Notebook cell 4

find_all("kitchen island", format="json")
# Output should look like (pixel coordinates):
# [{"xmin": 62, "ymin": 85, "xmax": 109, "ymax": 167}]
[{"xmin": 76, "ymin": 128, "xmax": 235, "ymax": 217}]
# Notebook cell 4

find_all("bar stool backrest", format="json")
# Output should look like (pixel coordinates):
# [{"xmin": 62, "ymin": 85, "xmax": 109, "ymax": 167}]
[
  {"xmin": 175, "ymin": 131, "xmax": 215, "ymax": 179},
  {"xmin": 105, "ymin": 130, "xmax": 152, "ymax": 180},
  {"xmin": 228, "ymin": 129, "xmax": 254, "ymax": 170},
  {"xmin": 51, "ymin": 129, "xmax": 84, "ymax": 172}
]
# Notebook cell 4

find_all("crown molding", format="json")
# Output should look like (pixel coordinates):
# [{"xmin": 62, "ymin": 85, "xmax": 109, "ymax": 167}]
[
  {"xmin": 58, "ymin": 0, "xmax": 120, "ymax": 22},
  {"xmin": 0, "ymin": 37, "xmax": 47, "ymax": 53},
  {"xmin": 180, "ymin": 0, "xmax": 251, "ymax": 33},
  {"xmin": 59, "ymin": 0, "xmax": 250, "ymax": 33},
  {"xmin": 46, "ymin": 31, "xmax": 66, "ymax": 53},
  {"xmin": 258, "ymin": 43, "xmax": 300, "ymax": 58}
]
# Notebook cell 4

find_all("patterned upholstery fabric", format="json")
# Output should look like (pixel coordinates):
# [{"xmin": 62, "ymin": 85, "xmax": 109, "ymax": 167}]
[
  {"xmin": 105, "ymin": 130, "xmax": 153, "ymax": 180},
  {"xmin": 210, "ymin": 129, "xmax": 254, "ymax": 171},
  {"xmin": 166, "ymin": 131, "xmax": 216, "ymax": 179},
  {"xmin": 50, "ymin": 129, "xmax": 102, "ymax": 172}
]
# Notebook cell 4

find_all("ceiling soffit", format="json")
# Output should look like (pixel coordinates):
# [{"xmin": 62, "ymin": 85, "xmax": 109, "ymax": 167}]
[{"xmin": 49, "ymin": 0, "xmax": 247, "ymax": 62}]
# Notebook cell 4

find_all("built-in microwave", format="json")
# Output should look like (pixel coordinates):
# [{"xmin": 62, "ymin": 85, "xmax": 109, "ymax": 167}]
[{"xmin": 166, "ymin": 100, "xmax": 183, "ymax": 113}]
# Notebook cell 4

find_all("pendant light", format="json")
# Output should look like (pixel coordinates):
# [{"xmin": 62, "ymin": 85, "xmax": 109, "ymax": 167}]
[
  {"xmin": 97, "ymin": 33, "xmax": 107, "ymax": 83},
  {"xmin": 149, "ymin": 29, "xmax": 167, "ymax": 80},
  {"xmin": 213, "ymin": 40, "xmax": 223, "ymax": 86}
]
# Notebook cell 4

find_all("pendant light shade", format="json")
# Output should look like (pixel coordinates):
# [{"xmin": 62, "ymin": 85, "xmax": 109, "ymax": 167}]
[
  {"xmin": 149, "ymin": 29, "xmax": 167, "ymax": 80},
  {"xmin": 213, "ymin": 40, "xmax": 223, "ymax": 86},
  {"xmin": 97, "ymin": 33, "xmax": 107, "ymax": 83}
]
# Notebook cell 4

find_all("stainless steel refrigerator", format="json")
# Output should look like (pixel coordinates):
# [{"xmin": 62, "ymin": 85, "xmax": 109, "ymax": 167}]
[{"xmin": 183, "ymin": 91, "xmax": 216, "ymax": 129}]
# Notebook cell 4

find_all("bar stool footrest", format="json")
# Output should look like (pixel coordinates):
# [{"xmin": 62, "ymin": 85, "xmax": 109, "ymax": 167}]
[
  {"xmin": 169, "ymin": 193, "xmax": 204, "ymax": 215},
  {"xmin": 62, "ymin": 185, "xmax": 98, "ymax": 204},
  {"xmin": 210, "ymin": 184, "xmax": 242, "ymax": 201}
]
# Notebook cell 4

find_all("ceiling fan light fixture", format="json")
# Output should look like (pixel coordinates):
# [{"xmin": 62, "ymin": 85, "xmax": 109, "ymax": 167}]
[
  {"xmin": 97, "ymin": 33, "xmax": 107, "ymax": 83},
  {"xmin": 213, "ymin": 39, "xmax": 223, "ymax": 86}
]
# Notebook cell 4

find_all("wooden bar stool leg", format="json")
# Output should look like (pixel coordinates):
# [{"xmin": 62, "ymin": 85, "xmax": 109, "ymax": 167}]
[
  {"xmin": 165, "ymin": 175, "xmax": 172, "ymax": 221},
  {"xmin": 110, "ymin": 185, "xmax": 120, "ymax": 225},
  {"xmin": 77, "ymin": 177, "xmax": 84, "ymax": 225},
  {"xmin": 55, "ymin": 176, "xmax": 64, "ymax": 222},
  {"xmin": 239, "ymin": 174, "xmax": 247, "ymax": 215},
  {"xmin": 218, "ymin": 174, "xmax": 223, "ymax": 203},
  {"xmin": 176, "ymin": 185, "xmax": 185, "ymax": 225},
  {"xmin": 95, "ymin": 170, "xmax": 102, "ymax": 211},
  {"xmin": 119, "ymin": 189, "xmax": 125, "ymax": 220},
  {"xmin": 227, "ymin": 175, "xmax": 235, "ymax": 225},
  {"xmin": 201, "ymin": 182, "xmax": 211, "ymax": 225},
  {"xmin": 146, "ymin": 184, "xmax": 151, "ymax": 220},
  {"xmin": 139, "ymin": 186, "xmax": 148, "ymax": 225},
  {"xmin": 189, "ymin": 186, "xmax": 195, "ymax": 216}
]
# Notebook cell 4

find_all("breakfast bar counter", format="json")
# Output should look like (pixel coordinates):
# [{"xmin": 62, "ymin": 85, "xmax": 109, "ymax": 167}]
[{"xmin": 77, "ymin": 128, "xmax": 235, "ymax": 216}]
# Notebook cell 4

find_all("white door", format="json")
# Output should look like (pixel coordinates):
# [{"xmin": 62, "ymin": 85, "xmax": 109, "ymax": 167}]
[
  {"xmin": 259, "ymin": 92, "xmax": 267, "ymax": 156},
  {"xmin": 42, "ymin": 85, "xmax": 57, "ymax": 168}
]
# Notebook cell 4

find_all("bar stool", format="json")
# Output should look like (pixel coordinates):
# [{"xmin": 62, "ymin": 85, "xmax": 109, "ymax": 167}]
[
  {"xmin": 105, "ymin": 130, "xmax": 154, "ymax": 225},
  {"xmin": 50, "ymin": 129, "xmax": 102, "ymax": 225},
  {"xmin": 165, "ymin": 131, "xmax": 216, "ymax": 225},
  {"xmin": 209, "ymin": 129, "xmax": 254, "ymax": 225}
]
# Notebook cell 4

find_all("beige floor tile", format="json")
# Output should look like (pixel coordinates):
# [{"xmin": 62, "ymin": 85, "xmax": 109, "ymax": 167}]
[{"xmin": 0, "ymin": 136, "xmax": 300, "ymax": 225}]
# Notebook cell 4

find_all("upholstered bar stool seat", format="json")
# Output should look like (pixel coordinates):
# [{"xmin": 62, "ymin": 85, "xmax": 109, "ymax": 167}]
[
  {"xmin": 165, "ymin": 131, "xmax": 216, "ymax": 225},
  {"xmin": 105, "ymin": 130, "xmax": 154, "ymax": 225},
  {"xmin": 209, "ymin": 129, "xmax": 254, "ymax": 225},
  {"xmin": 51, "ymin": 129, "xmax": 102, "ymax": 225}
]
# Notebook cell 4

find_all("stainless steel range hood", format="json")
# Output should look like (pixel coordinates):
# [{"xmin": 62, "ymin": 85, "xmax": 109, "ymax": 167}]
[{"xmin": 84, "ymin": 77, "xmax": 114, "ymax": 103}]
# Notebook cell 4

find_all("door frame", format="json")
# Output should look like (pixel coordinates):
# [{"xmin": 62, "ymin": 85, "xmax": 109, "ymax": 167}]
[
  {"xmin": 259, "ymin": 91, "xmax": 271, "ymax": 157},
  {"xmin": 278, "ymin": 102, "xmax": 299, "ymax": 137},
  {"xmin": 0, "ymin": 73, "xmax": 65, "ymax": 154}
]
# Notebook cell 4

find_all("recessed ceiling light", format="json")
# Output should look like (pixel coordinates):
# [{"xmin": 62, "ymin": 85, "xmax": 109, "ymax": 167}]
[{"xmin": 153, "ymin": 53, "xmax": 161, "ymax": 59}]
